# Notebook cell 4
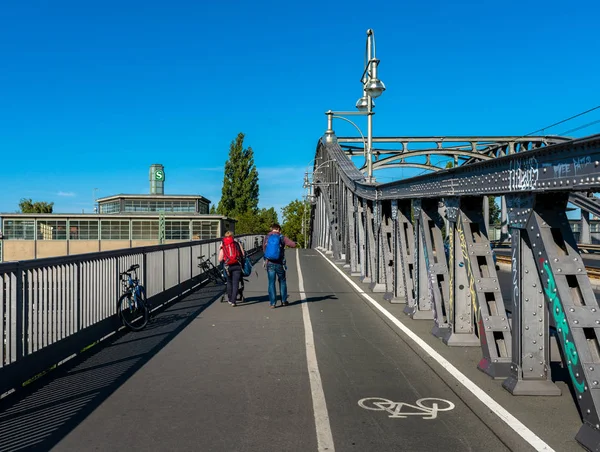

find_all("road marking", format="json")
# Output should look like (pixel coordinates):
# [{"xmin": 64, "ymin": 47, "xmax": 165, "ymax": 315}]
[
  {"xmin": 358, "ymin": 397, "xmax": 455, "ymax": 420},
  {"xmin": 316, "ymin": 249, "xmax": 555, "ymax": 452},
  {"xmin": 296, "ymin": 250, "xmax": 335, "ymax": 452}
]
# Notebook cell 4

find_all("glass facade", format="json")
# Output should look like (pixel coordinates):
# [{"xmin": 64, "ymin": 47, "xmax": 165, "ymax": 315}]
[
  {"xmin": 192, "ymin": 220, "xmax": 219, "ymax": 240},
  {"xmin": 100, "ymin": 220, "xmax": 130, "ymax": 240},
  {"xmin": 37, "ymin": 220, "xmax": 67, "ymax": 240},
  {"xmin": 3, "ymin": 220, "xmax": 36, "ymax": 240},
  {"xmin": 1, "ymin": 217, "xmax": 220, "ymax": 242},
  {"xmin": 100, "ymin": 201, "xmax": 120, "ymax": 214},
  {"xmin": 165, "ymin": 220, "xmax": 190, "ymax": 240},
  {"xmin": 124, "ymin": 199, "xmax": 196, "ymax": 213},
  {"xmin": 70, "ymin": 220, "xmax": 99, "ymax": 240},
  {"xmin": 132, "ymin": 220, "xmax": 160, "ymax": 240}
]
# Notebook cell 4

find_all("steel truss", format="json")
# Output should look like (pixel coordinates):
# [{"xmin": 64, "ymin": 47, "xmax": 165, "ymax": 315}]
[{"xmin": 310, "ymin": 134, "xmax": 600, "ymax": 451}]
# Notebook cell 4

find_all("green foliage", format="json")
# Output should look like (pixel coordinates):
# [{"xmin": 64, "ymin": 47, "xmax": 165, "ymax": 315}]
[
  {"xmin": 19, "ymin": 198, "xmax": 54, "ymax": 213},
  {"xmin": 281, "ymin": 199, "xmax": 309, "ymax": 248},
  {"xmin": 235, "ymin": 208, "xmax": 279, "ymax": 235},
  {"xmin": 209, "ymin": 204, "xmax": 216, "ymax": 214},
  {"xmin": 488, "ymin": 197, "xmax": 501, "ymax": 225},
  {"xmin": 217, "ymin": 133, "xmax": 259, "ymax": 218}
]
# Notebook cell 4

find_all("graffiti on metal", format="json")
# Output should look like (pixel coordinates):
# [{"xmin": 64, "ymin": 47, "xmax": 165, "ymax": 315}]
[
  {"xmin": 456, "ymin": 219, "xmax": 479, "ymax": 323},
  {"xmin": 573, "ymin": 156, "xmax": 592, "ymax": 175},
  {"xmin": 541, "ymin": 259, "xmax": 585, "ymax": 393},
  {"xmin": 508, "ymin": 157, "xmax": 539, "ymax": 191},
  {"xmin": 512, "ymin": 245, "xmax": 519, "ymax": 310},
  {"xmin": 448, "ymin": 228, "xmax": 454, "ymax": 324}
]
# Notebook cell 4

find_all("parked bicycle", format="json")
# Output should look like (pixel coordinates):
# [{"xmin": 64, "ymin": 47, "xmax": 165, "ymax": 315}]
[
  {"xmin": 197, "ymin": 254, "xmax": 227, "ymax": 285},
  {"xmin": 117, "ymin": 264, "xmax": 150, "ymax": 331}
]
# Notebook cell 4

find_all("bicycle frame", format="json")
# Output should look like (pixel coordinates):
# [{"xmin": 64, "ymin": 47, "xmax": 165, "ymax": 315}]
[{"xmin": 122, "ymin": 270, "xmax": 142, "ymax": 307}]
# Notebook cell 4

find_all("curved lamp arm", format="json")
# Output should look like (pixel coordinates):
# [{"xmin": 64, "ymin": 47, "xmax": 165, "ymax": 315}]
[{"xmin": 332, "ymin": 115, "xmax": 368, "ymax": 169}]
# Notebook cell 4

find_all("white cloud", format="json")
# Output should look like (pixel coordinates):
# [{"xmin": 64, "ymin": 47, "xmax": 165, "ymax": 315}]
[{"xmin": 57, "ymin": 191, "xmax": 76, "ymax": 197}]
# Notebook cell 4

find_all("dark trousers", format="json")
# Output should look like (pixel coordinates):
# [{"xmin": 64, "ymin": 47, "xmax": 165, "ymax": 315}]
[{"xmin": 226, "ymin": 264, "xmax": 242, "ymax": 304}]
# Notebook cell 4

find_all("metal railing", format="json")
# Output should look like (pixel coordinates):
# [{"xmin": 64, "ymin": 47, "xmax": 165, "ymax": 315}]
[{"xmin": 0, "ymin": 234, "xmax": 263, "ymax": 395}]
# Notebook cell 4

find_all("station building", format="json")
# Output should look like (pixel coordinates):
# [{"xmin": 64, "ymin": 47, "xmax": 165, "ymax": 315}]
[{"xmin": 0, "ymin": 164, "xmax": 234, "ymax": 262}]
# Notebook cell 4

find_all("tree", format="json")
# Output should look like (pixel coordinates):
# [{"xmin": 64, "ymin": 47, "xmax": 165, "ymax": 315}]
[
  {"xmin": 488, "ymin": 197, "xmax": 501, "ymax": 225},
  {"xmin": 282, "ymin": 199, "xmax": 310, "ymax": 248},
  {"xmin": 19, "ymin": 198, "xmax": 54, "ymax": 213},
  {"xmin": 235, "ymin": 207, "xmax": 279, "ymax": 235},
  {"xmin": 209, "ymin": 204, "xmax": 216, "ymax": 214},
  {"xmin": 217, "ymin": 133, "xmax": 259, "ymax": 218}
]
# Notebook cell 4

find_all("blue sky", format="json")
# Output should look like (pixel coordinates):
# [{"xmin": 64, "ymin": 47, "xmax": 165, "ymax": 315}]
[{"xmin": 1, "ymin": 0, "xmax": 598, "ymax": 218}]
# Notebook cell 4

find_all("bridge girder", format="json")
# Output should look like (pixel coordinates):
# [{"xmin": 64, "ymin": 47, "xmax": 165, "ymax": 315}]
[{"xmin": 309, "ymin": 133, "xmax": 600, "ymax": 450}]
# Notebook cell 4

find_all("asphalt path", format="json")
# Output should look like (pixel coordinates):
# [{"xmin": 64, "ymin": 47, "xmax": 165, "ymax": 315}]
[{"xmin": 0, "ymin": 249, "xmax": 581, "ymax": 451}]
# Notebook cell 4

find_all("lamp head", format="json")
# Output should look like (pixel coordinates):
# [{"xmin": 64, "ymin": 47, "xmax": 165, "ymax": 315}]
[
  {"xmin": 364, "ymin": 78, "xmax": 386, "ymax": 98},
  {"xmin": 355, "ymin": 95, "xmax": 375, "ymax": 111}
]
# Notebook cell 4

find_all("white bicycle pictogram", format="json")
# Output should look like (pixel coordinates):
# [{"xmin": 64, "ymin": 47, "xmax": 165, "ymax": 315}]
[{"xmin": 358, "ymin": 397, "xmax": 455, "ymax": 420}]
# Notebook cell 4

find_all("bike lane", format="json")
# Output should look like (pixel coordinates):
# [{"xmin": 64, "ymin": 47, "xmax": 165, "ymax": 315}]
[{"xmin": 297, "ymin": 249, "xmax": 514, "ymax": 452}]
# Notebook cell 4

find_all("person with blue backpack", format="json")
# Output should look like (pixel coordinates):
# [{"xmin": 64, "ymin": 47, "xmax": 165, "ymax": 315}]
[{"xmin": 263, "ymin": 223, "xmax": 296, "ymax": 308}]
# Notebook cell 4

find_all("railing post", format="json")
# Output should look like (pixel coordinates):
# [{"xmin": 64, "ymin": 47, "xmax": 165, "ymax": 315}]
[
  {"xmin": 15, "ymin": 265, "xmax": 24, "ymax": 361},
  {"xmin": 76, "ymin": 261, "xmax": 81, "ymax": 332}
]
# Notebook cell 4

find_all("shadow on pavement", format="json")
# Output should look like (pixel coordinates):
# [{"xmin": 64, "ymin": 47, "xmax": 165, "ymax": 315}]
[{"xmin": 0, "ymin": 283, "xmax": 225, "ymax": 452}]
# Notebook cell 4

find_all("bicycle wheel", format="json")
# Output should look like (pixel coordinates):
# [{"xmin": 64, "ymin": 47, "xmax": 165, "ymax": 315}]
[
  {"xmin": 117, "ymin": 292, "xmax": 149, "ymax": 331},
  {"xmin": 209, "ymin": 266, "xmax": 226, "ymax": 284}
]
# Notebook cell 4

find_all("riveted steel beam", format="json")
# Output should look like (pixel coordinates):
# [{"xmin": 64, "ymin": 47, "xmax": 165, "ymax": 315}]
[
  {"xmin": 502, "ymin": 193, "xmax": 561, "ymax": 396},
  {"xmin": 444, "ymin": 197, "xmax": 479, "ymax": 347}
]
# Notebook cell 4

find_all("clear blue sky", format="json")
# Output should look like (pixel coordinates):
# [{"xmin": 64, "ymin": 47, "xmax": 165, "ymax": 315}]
[{"xmin": 1, "ymin": 0, "xmax": 598, "ymax": 217}]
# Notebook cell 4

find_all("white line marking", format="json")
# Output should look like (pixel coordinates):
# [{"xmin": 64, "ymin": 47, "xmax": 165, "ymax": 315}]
[
  {"xmin": 296, "ymin": 250, "xmax": 335, "ymax": 452},
  {"xmin": 316, "ymin": 249, "xmax": 554, "ymax": 452}
]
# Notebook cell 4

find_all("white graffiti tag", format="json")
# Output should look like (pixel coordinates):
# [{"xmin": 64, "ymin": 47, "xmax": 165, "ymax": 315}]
[
  {"xmin": 358, "ymin": 397, "xmax": 455, "ymax": 420},
  {"xmin": 573, "ymin": 156, "xmax": 591, "ymax": 175},
  {"xmin": 553, "ymin": 163, "xmax": 571, "ymax": 178},
  {"xmin": 508, "ymin": 157, "xmax": 539, "ymax": 191}
]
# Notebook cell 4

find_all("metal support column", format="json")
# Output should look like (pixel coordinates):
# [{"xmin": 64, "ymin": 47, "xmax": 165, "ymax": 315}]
[
  {"xmin": 422, "ymin": 199, "xmax": 451, "ymax": 336},
  {"xmin": 458, "ymin": 197, "xmax": 512, "ymax": 379},
  {"xmin": 581, "ymin": 209, "xmax": 591, "ymax": 245},
  {"xmin": 409, "ymin": 200, "xmax": 434, "ymax": 320},
  {"xmin": 444, "ymin": 197, "xmax": 479, "ymax": 347},
  {"xmin": 502, "ymin": 193, "xmax": 561, "ymax": 395}
]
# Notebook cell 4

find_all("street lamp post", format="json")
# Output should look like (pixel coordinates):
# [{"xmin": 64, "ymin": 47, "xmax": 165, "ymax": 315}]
[
  {"xmin": 323, "ymin": 29, "xmax": 385, "ymax": 184},
  {"xmin": 355, "ymin": 29, "xmax": 386, "ymax": 184}
]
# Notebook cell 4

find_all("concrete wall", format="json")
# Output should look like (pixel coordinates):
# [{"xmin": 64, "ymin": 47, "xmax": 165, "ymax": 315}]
[
  {"xmin": 3, "ymin": 241, "xmax": 35, "ymax": 262},
  {"xmin": 36, "ymin": 241, "xmax": 68, "ymax": 259},
  {"xmin": 100, "ymin": 241, "xmax": 131, "ymax": 252},
  {"xmin": 1, "ymin": 236, "xmax": 227, "ymax": 262},
  {"xmin": 69, "ymin": 241, "xmax": 101, "ymax": 255}
]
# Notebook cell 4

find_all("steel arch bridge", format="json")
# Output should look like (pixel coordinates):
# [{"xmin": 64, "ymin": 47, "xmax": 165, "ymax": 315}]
[{"xmin": 307, "ymin": 132, "xmax": 600, "ymax": 450}]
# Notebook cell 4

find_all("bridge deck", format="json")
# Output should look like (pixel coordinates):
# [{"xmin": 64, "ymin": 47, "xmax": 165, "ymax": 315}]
[{"xmin": 0, "ymin": 250, "xmax": 585, "ymax": 451}]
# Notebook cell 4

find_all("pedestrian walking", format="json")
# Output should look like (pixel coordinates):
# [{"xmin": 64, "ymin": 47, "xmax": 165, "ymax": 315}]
[
  {"xmin": 219, "ymin": 231, "xmax": 245, "ymax": 307},
  {"xmin": 263, "ymin": 223, "xmax": 296, "ymax": 308}
]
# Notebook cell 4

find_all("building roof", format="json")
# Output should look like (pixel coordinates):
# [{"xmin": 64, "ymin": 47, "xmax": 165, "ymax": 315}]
[
  {"xmin": 0, "ymin": 213, "xmax": 234, "ymax": 221},
  {"xmin": 97, "ymin": 194, "xmax": 211, "ymax": 204}
]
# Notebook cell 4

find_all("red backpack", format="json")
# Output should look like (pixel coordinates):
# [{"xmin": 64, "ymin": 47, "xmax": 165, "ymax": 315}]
[{"xmin": 222, "ymin": 236, "xmax": 242, "ymax": 265}]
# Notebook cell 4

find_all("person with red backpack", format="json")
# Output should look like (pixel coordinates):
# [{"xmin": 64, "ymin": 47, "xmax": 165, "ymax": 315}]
[
  {"xmin": 218, "ymin": 231, "xmax": 246, "ymax": 307},
  {"xmin": 263, "ymin": 223, "xmax": 296, "ymax": 308}
]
